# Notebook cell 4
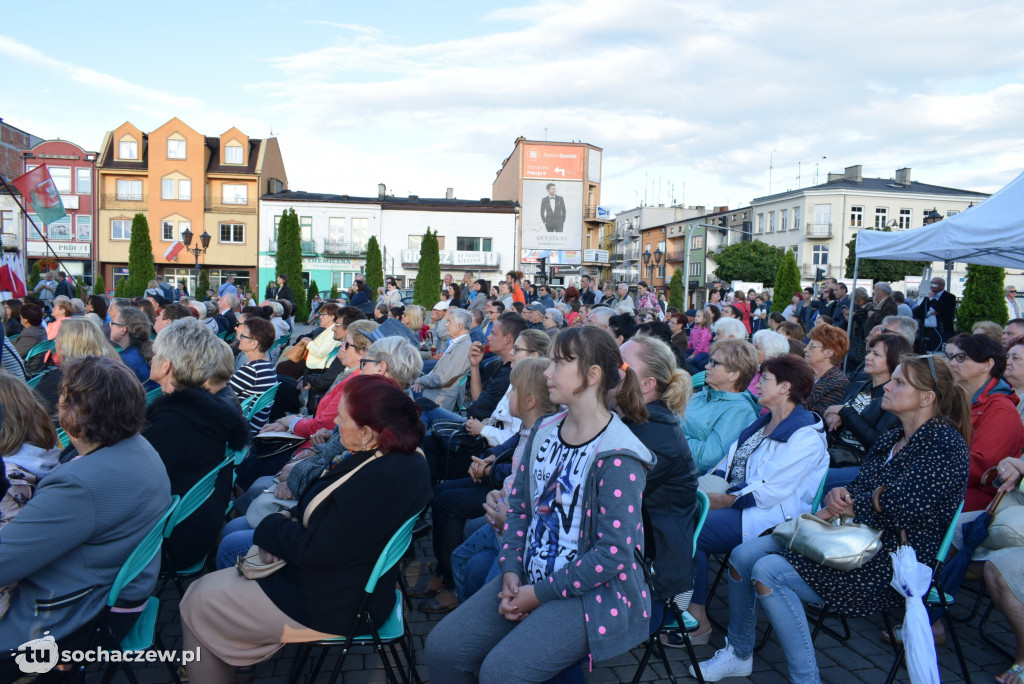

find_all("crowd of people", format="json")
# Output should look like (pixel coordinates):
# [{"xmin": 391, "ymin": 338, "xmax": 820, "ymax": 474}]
[{"xmin": 0, "ymin": 267, "xmax": 1022, "ymax": 683}]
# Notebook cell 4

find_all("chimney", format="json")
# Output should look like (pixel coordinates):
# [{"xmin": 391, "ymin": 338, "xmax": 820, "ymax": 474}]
[
  {"xmin": 827, "ymin": 172, "xmax": 843, "ymax": 182},
  {"xmin": 377, "ymin": 183, "xmax": 386, "ymax": 199},
  {"xmin": 445, "ymin": 187, "xmax": 454, "ymax": 200},
  {"xmin": 844, "ymin": 165, "xmax": 862, "ymax": 183},
  {"xmin": 895, "ymin": 168, "xmax": 911, "ymax": 187}
]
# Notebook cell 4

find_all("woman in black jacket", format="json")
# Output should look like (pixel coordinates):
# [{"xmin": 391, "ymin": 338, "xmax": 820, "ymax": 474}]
[
  {"xmin": 822, "ymin": 333, "xmax": 912, "ymax": 491},
  {"xmin": 180, "ymin": 374, "xmax": 431, "ymax": 684},
  {"xmin": 146, "ymin": 318, "xmax": 250, "ymax": 570},
  {"xmin": 619, "ymin": 334, "xmax": 699, "ymax": 627}
]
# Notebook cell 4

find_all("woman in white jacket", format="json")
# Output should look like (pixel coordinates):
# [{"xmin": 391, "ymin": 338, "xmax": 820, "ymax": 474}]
[{"xmin": 686, "ymin": 353, "xmax": 829, "ymax": 643}]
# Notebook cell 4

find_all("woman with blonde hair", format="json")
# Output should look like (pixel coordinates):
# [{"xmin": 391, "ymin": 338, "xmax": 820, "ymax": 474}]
[
  {"xmin": 0, "ymin": 375, "xmax": 60, "ymax": 617},
  {"xmin": 33, "ymin": 318, "xmax": 120, "ymax": 423},
  {"xmin": 403, "ymin": 304, "xmax": 430, "ymax": 342},
  {"xmin": 619, "ymin": 333, "xmax": 700, "ymax": 631},
  {"xmin": 46, "ymin": 298, "xmax": 74, "ymax": 340}
]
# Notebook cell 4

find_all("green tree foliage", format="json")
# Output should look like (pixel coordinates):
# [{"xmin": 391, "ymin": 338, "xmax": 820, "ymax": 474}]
[
  {"xmin": 197, "ymin": 269, "xmax": 210, "ymax": 300},
  {"xmin": 92, "ymin": 274, "xmax": 105, "ymax": 296},
  {"xmin": 668, "ymin": 268, "xmax": 685, "ymax": 310},
  {"xmin": 844, "ymin": 228, "xmax": 930, "ymax": 284},
  {"xmin": 275, "ymin": 208, "xmax": 307, "ymax": 320},
  {"xmin": 329, "ymin": 283, "xmax": 339, "ymax": 299},
  {"xmin": 771, "ymin": 250, "xmax": 802, "ymax": 313},
  {"xmin": 957, "ymin": 264, "xmax": 1007, "ymax": 332},
  {"xmin": 114, "ymin": 276, "xmax": 127, "ymax": 298},
  {"xmin": 413, "ymin": 229, "xmax": 441, "ymax": 308},
  {"xmin": 710, "ymin": 240, "xmax": 787, "ymax": 287},
  {"xmin": 307, "ymin": 279, "xmax": 320, "ymax": 313},
  {"xmin": 28, "ymin": 262, "xmax": 41, "ymax": 290},
  {"xmin": 125, "ymin": 213, "xmax": 155, "ymax": 297},
  {"xmin": 365, "ymin": 235, "xmax": 384, "ymax": 296}
]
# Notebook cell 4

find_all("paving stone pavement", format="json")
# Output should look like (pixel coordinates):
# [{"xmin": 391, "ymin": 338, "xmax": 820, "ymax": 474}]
[{"xmin": 78, "ymin": 524, "xmax": 1015, "ymax": 683}]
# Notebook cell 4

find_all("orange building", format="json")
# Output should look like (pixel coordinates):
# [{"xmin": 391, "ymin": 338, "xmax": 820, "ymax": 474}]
[{"xmin": 96, "ymin": 118, "xmax": 287, "ymax": 295}]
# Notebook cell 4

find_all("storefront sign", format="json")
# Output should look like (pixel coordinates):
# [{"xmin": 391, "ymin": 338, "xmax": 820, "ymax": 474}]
[
  {"xmin": 583, "ymin": 249, "xmax": 609, "ymax": 263},
  {"xmin": 400, "ymin": 250, "xmax": 500, "ymax": 268},
  {"xmin": 26, "ymin": 241, "xmax": 91, "ymax": 258},
  {"xmin": 259, "ymin": 255, "xmax": 362, "ymax": 271}
]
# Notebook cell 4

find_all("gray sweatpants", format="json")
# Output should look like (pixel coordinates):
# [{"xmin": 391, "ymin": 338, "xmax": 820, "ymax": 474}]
[{"xmin": 425, "ymin": 575, "xmax": 590, "ymax": 684}]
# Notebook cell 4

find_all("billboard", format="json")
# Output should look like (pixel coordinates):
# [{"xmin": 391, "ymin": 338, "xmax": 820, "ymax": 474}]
[
  {"xmin": 521, "ymin": 179, "xmax": 582, "ymax": 250},
  {"xmin": 522, "ymin": 144, "xmax": 583, "ymax": 180}
]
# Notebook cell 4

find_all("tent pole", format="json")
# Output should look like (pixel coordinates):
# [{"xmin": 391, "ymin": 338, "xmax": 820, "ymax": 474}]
[
  {"xmin": 845, "ymin": 257, "xmax": 860, "ymax": 372},
  {"xmin": 945, "ymin": 260, "xmax": 954, "ymax": 294}
]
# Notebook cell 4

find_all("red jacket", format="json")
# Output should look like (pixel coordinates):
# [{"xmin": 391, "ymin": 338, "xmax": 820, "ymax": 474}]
[
  {"xmin": 966, "ymin": 377, "xmax": 1024, "ymax": 511},
  {"xmin": 292, "ymin": 370, "xmax": 361, "ymax": 446}
]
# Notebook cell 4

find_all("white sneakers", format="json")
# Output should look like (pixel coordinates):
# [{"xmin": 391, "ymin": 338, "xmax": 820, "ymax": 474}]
[{"xmin": 689, "ymin": 638, "xmax": 753, "ymax": 681}]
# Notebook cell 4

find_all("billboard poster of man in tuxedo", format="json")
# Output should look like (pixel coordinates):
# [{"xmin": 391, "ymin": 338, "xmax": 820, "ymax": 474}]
[{"xmin": 540, "ymin": 183, "xmax": 566, "ymax": 232}]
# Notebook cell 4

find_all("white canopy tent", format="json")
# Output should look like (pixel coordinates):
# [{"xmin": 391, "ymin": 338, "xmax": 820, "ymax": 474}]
[{"xmin": 855, "ymin": 168, "xmax": 1024, "ymax": 268}]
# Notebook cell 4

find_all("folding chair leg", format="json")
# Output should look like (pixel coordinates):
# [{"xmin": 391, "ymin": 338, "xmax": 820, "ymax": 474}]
[
  {"xmin": 631, "ymin": 636, "xmax": 657, "ymax": 684},
  {"xmin": 287, "ymin": 643, "xmax": 312, "ymax": 684},
  {"xmin": 653, "ymin": 636, "xmax": 682, "ymax": 684},
  {"xmin": 979, "ymin": 601, "xmax": 1015, "ymax": 660},
  {"xmin": 678, "ymin": 633, "xmax": 704, "ymax": 684},
  {"xmin": 706, "ymin": 553, "xmax": 732, "ymax": 632},
  {"xmin": 936, "ymin": 590, "xmax": 973, "ymax": 684}
]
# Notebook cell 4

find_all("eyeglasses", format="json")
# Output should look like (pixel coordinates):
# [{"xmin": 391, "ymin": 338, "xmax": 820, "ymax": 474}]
[
  {"xmin": 708, "ymin": 358, "xmax": 726, "ymax": 368},
  {"xmin": 946, "ymin": 352, "xmax": 968, "ymax": 364},
  {"xmin": 914, "ymin": 353, "xmax": 940, "ymax": 387},
  {"xmin": 359, "ymin": 358, "xmax": 379, "ymax": 369},
  {"xmin": 805, "ymin": 343, "xmax": 822, "ymax": 351},
  {"xmin": 110, "ymin": 321, "xmax": 127, "ymax": 328},
  {"xmin": 238, "ymin": 333, "xmax": 253, "ymax": 341},
  {"xmin": 512, "ymin": 345, "xmax": 531, "ymax": 354}
]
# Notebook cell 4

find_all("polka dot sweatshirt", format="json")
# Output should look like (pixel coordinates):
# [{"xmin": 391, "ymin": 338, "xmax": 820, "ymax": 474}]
[{"xmin": 499, "ymin": 411, "xmax": 655, "ymax": 663}]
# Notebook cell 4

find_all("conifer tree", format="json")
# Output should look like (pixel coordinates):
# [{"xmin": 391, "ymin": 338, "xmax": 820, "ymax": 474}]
[
  {"xmin": 365, "ymin": 236, "xmax": 384, "ymax": 296},
  {"xmin": 275, "ymin": 208, "xmax": 308, "ymax": 320},
  {"xmin": 413, "ymin": 229, "xmax": 441, "ymax": 308},
  {"xmin": 957, "ymin": 264, "xmax": 1007, "ymax": 331},
  {"xmin": 92, "ymin": 274, "xmax": 105, "ymax": 296},
  {"xmin": 668, "ymin": 268, "xmax": 685, "ymax": 310},
  {"xmin": 126, "ymin": 213, "xmax": 155, "ymax": 297},
  {"xmin": 771, "ymin": 250, "xmax": 802, "ymax": 313}
]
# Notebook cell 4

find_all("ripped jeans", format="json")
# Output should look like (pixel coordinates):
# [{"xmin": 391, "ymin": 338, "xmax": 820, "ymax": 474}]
[{"xmin": 727, "ymin": 535, "xmax": 825, "ymax": 684}]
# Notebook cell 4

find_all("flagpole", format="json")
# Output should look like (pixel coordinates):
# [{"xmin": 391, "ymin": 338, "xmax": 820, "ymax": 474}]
[{"xmin": 0, "ymin": 175, "xmax": 79, "ymax": 289}]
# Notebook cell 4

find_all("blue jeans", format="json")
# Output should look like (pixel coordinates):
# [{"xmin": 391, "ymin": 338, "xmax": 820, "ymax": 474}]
[
  {"xmin": 422, "ymin": 406, "xmax": 465, "ymax": 428},
  {"xmin": 824, "ymin": 466, "xmax": 860, "ymax": 494},
  {"xmin": 728, "ymin": 535, "xmax": 824, "ymax": 683},
  {"xmin": 216, "ymin": 516, "xmax": 255, "ymax": 570},
  {"xmin": 452, "ymin": 517, "xmax": 501, "ymax": 598},
  {"xmin": 693, "ymin": 507, "xmax": 743, "ymax": 604}
]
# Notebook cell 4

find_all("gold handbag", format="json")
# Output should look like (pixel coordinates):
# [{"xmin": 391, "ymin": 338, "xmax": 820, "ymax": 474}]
[{"xmin": 772, "ymin": 513, "xmax": 883, "ymax": 572}]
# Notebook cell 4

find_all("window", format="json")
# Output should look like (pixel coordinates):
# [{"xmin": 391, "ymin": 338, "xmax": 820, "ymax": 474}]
[
  {"xmin": 116, "ymin": 180, "xmax": 142, "ymax": 200},
  {"xmin": 690, "ymin": 234, "xmax": 703, "ymax": 250},
  {"xmin": 26, "ymin": 214, "xmax": 43, "ymax": 239},
  {"xmin": 688, "ymin": 262, "xmax": 701, "ymax": 277},
  {"xmin": 756, "ymin": 213, "xmax": 764, "ymax": 233},
  {"xmin": 220, "ymin": 223, "xmax": 245, "ymax": 243},
  {"xmin": 162, "ymin": 221, "xmax": 175, "ymax": 241},
  {"xmin": 222, "ymin": 184, "xmax": 248, "ymax": 205},
  {"xmin": 299, "ymin": 216, "xmax": 313, "ymax": 242},
  {"xmin": 793, "ymin": 206, "xmax": 801, "ymax": 230},
  {"xmin": 657, "ymin": 265, "xmax": 666, "ymax": 279},
  {"xmin": 48, "ymin": 216, "xmax": 71, "ymax": 241},
  {"xmin": 768, "ymin": 211, "xmax": 776, "ymax": 233},
  {"xmin": 850, "ymin": 206, "xmax": 863, "ymax": 227},
  {"xmin": 780, "ymin": 209, "xmax": 788, "ymax": 232},
  {"xmin": 76, "ymin": 168, "xmax": 91, "ymax": 194},
  {"xmin": 162, "ymin": 179, "xmax": 175, "ymax": 199},
  {"xmin": 118, "ymin": 140, "xmax": 138, "ymax": 160},
  {"xmin": 49, "ymin": 167, "xmax": 71, "ymax": 194},
  {"xmin": 456, "ymin": 237, "xmax": 492, "ymax": 251},
  {"xmin": 812, "ymin": 205, "xmax": 831, "ymax": 235},
  {"xmin": 328, "ymin": 217, "xmax": 345, "ymax": 241},
  {"xmin": 350, "ymin": 217, "xmax": 369, "ymax": 245},
  {"xmin": 76, "ymin": 215, "xmax": 92, "ymax": 241},
  {"xmin": 112, "ymin": 219, "xmax": 132, "ymax": 240},
  {"xmin": 947, "ymin": 210, "xmax": 960, "ymax": 217},
  {"xmin": 874, "ymin": 207, "xmax": 888, "ymax": 228},
  {"xmin": 225, "ymin": 144, "xmax": 243, "ymax": 164},
  {"xmin": 408, "ymin": 235, "xmax": 422, "ymax": 250},
  {"xmin": 178, "ymin": 221, "xmax": 190, "ymax": 241},
  {"xmin": 178, "ymin": 179, "xmax": 191, "ymax": 201},
  {"xmin": 898, "ymin": 208, "xmax": 912, "ymax": 229},
  {"xmin": 113, "ymin": 266, "xmax": 130, "ymax": 286},
  {"xmin": 161, "ymin": 177, "xmax": 190, "ymax": 200},
  {"xmin": 167, "ymin": 139, "xmax": 186, "ymax": 159},
  {"xmin": 813, "ymin": 244, "xmax": 829, "ymax": 265},
  {"xmin": 1, "ymin": 210, "xmax": 13, "ymax": 234}
]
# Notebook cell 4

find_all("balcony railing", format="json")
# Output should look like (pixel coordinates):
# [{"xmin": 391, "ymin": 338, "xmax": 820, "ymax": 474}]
[
  {"xmin": 206, "ymin": 196, "xmax": 258, "ymax": 213},
  {"xmin": 267, "ymin": 239, "xmax": 319, "ymax": 255},
  {"xmin": 665, "ymin": 251, "xmax": 686, "ymax": 262},
  {"xmin": 0, "ymin": 233, "xmax": 18, "ymax": 250},
  {"xmin": 800, "ymin": 264, "xmax": 835, "ymax": 278},
  {"xmin": 805, "ymin": 222, "xmax": 832, "ymax": 238},
  {"xmin": 100, "ymin": 193, "xmax": 147, "ymax": 210},
  {"xmin": 323, "ymin": 240, "xmax": 367, "ymax": 257}
]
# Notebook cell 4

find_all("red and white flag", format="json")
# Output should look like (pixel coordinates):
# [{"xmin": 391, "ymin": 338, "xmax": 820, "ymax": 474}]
[
  {"xmin": 0, "ymin": 252, "xmax": 27, "ymax": 298},
  {"xmin": 164, "ymin": 241, "xmax": 185, "ymax": 261}
]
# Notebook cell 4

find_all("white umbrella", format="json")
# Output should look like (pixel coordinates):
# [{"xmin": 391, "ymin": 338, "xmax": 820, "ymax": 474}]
[{"xmin": 889, "ymin": 545, "xmax": 940, "ymax": 684}]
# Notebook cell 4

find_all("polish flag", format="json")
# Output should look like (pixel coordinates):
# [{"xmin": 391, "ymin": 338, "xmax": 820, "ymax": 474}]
[
  {"xmin": 164, "ymin": 241, "xmax": 185, "ymax": 261},
  {"xmin": 0, "ymin": 252, "xmax": 27, "ymax": 298}
]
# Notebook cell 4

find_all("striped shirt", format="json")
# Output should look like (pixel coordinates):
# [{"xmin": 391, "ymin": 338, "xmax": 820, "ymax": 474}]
[
  {"xmin": 228, "ymin": 359, "xmax": 278, "ymax": 434},
  {"xmin": 2, "ymin": 338, "xmax": 26, "ymax": 380}
]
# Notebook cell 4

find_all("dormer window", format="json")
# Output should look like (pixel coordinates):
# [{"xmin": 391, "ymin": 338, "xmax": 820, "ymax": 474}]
[
  {"xmin": 118, "ymin": 140, "xmax": 138, "ymax": 160},
  {"xmin": 225, "ymin": 143, "xmax": 243, "ymax": 164},
  {"xmin": 167, "ymin": 139, "xmax": 186, "ymax": 159}
]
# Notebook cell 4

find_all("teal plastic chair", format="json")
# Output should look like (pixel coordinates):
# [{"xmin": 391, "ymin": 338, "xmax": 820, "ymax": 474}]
[
  {"xmin": 633, "ymin": 491, "xmax": 710, "ymax": 684},
  {"xmin": 161, "ymin": 454, "xmax": 234, "ymax": 596},
  {"xmin": 88, "ymin": 496, "xmax": 181, "ymax": 684},
  {"xmin": 217, "ymin": 330, "xmax": 229, "ymax": 340},
  {"xmin": 691, "ymin": 370, "xmax": 706, "ymax": 390},
  {"xmin": 811, "ymin": 470, "xmax": 829, "ymax": 512},
  {"xmin": 25, "ymin": 367, "xmax": 53, "ymax": 389},
  {"xmin": 239, "ymin": 394, "xmax": 256, "ymax": 417},
  {"xmin": 8, "ymin": 333, "xmax": 18, "ymax": 343},
  {"xmin": 245, "ymin": 383, "xmax": 281, "ymax": 421},
  {"xmin": 272, "ymin": 335, "xmax": 292, "ymax": 351},
  {"xmin": 55, "ymin": 427, "xmax": 70, "ymax": 449},
  {"xmin": 26, "ymin": 338, "xmax": 55, "ymax": 360},
  {"xmin": 145, "ymin": 387, "xmax": 163, "ymax": 404},
  {"xmin": 225, "ymin": 446, "xmax": 250, "ymax": 514},
  {"xmin": 288, "ymin": 512, "xmax": 424, "ymax": 684}
]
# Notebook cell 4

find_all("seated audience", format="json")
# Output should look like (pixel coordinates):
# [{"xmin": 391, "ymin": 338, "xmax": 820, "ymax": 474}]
[
  {"xmin": 110, "ymin": 305, "xmax": 157, "ymax": 390},
  {"xmin": 695, "ymin": 354, "xmax": 968, "ymax": 682},
  {"xmin": 749, "ymin": 329, "xmax": 789, "ymax": 395},
  {"xmin": 3, "ymin": 299, "xmax": 22, "ymax": 338},
  {"xmin": 180, "ymin": 374, "xmax": 431, "ymax": 684},
  {"xmin": 13, "ymin": 303, "xmax": 47, "ymax": 370},
  {"xmin": 229, "ymin": 317, "xmax": 280, "ymax": 434},
  {"xmin": 33, "ymin": 318, "xmax": 120, "ymax": 423},
  {"xmin": 803, "ymin": 323, "xmax": 850, "ymax": 416},
  {"xmin": 45, "ymin": 298, "xmax": 74, "ymax": 340},
  {"xmin": 275, "ymin": 303, "xmax": 342, "ymax": 380},
  {"xmin": 412, "ymin": 308, "xmax": 473, "ymax": 411}
]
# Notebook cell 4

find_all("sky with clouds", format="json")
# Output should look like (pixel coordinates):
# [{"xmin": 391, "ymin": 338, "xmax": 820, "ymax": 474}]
[{"xmin": 2, "ymin": 0, "xmax": 1023, "ymax": 214}]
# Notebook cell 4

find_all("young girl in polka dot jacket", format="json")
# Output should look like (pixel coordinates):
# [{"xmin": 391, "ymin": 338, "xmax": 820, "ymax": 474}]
[{"xmin": 426, "ymin": 326, "xmax": 655, "ymax": 682}]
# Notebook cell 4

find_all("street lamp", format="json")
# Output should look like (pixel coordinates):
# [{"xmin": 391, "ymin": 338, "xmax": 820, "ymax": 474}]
[
  {"xmin": 181, "ymin": 227, "xmax": 212, "ymax": 297},
  {"xmin": 923, "ymin": 208, "xmax": 943, "ymax": 225},
  {"xmin": 642, "ymin": 248, "xmax": 652, "ymax": 280},
  {"xmin": 653, "ymin": 247, "xmax": 664, "ymax": 286}
]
